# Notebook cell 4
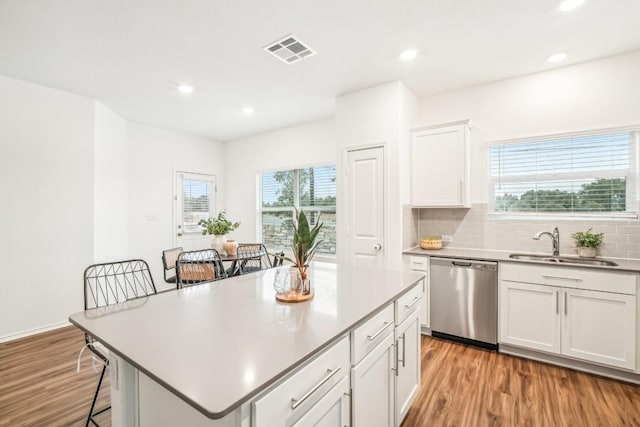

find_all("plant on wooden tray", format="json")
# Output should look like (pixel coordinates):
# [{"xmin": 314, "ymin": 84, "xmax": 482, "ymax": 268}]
[
  {"xmin": 571, "ymin": 228, "xmax": 604, "ymax": 257},
  {"xmin": 283, "ymin": 209, "xmax": 324, "ymax": 293}
]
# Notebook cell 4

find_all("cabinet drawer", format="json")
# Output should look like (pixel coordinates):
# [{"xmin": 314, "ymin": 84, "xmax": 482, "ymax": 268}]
[
  {"xmin": 396, "ymin": 282, "xmax": 423, "ymax": 325},
  {"xmin": 351, "ymin": 304, "xmax": 394, "ymax": 365},
  {"xmin": 253, "ymin": 336, "xmax": 350, "ymax": 426},
  {"xmin": 501, "ymin": 262, "xmax": 637, "ymax": 295},
  {"xmin": 408, "ymin": 256, "xmax": 429, "ymax": 272}
]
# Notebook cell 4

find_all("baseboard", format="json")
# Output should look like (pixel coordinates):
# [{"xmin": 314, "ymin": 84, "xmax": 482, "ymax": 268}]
[
  {"xmin": 0, "ymin": 321, "xmax": 71, "ymax": 343},
  {"xmin": 500, "ymin": 344, "xmax": 640, "ymax": 385},
  {"xmin": 420, "ymin": 325, "xmax": 431, "ymax": 336}
]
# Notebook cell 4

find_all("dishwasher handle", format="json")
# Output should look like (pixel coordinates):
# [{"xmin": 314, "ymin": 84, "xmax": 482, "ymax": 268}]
[{"xmin": 451, "ymin": 261, "xmax": 472, "ymax": 267}]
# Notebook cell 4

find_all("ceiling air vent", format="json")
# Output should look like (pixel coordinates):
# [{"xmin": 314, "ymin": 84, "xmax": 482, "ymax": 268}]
[{"xmin": 264, "ymin": 34, "xmax": 316, "ymax": 64}]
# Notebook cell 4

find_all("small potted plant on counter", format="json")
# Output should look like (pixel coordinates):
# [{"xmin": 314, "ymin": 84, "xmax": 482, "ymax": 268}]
[
  {"xmin": 199, "ymin": 212, "xmax": 240, "ymax": 255},
  {"xmin": 571, "ymin": 228, "xmax": 604, "ymax": 258},
  {"xmin": 281, "ymin": 209, "xmax": 324, "ymax": 299}
]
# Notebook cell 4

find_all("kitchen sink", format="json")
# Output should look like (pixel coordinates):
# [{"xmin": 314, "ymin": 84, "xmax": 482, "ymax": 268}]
[{"xmin": 508, "ymin": 253, "xmax": 618, "ymax": 267}]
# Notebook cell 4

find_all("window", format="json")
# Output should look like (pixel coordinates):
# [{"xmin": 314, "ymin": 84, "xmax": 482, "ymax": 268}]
[
  {"xmin": 489, "ymin": 128, "xmax": 638, "ymax": 218},
  {"xmin": 260, "ymin": 165, "xmax": 336, "ymax": 254},
  {"xmin": 178, "ymin": 172, "xmax": 215, "ymax": 233}
]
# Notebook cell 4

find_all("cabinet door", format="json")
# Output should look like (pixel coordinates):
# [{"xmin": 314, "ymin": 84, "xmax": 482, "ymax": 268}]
[
  {"xmin": 411, "ymin": 124, "xmax": 469, "ymax": 207},
  {"xmin": 291, "ymin": 376, "xmax": 350, "ymax": 427},
  {"xmin": 499, "ymin": 281, "xmax": 561, "ymax": 354},
  {"xmin": 562, "ymin": 289, "xmax": 636, "ymax": 370},
  {"xmin": 395, "ymin": 311, "xmax": 421, "ymax": 427},
  {"xmin": 351, "ymin": 333, "xmax": 394, "ymax": 427}
]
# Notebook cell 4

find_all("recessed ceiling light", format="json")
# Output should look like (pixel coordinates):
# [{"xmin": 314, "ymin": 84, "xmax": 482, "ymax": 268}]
[
  {"xmin": 177, "ymin": 84, "xmax": 194, "ymax": 94},
  {"xmin": 242, "ymin": 107, "xmax": 254, "ymax": 115},
  {"xmin": 400, "ymin": 50, "xmax": 418, "ymax": 61},
  {"xmin": 558, "ymin": 0, "xmax": 584, "ymax": 11},
  {"xmin": 547, "ymin": 52, "xmax": 567, "ymax": 63}
]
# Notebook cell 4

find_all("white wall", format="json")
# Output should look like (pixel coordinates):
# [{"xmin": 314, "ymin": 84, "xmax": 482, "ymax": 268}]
[
  {"xmin": 0, "ymin": 74, "xmax": 95, "ymax": 341},
  {"xmin": 418, "ymin": 50, "xmax": 640, "ymax": 204},
  {"xmin": 127, "ymin": 123, "xmax": 225, "ymax": 289},
  {"xmin": 94, "ymin": 102, "xmax": 128, "ymax": 261},
  {"xmin": 224, "ymin": 119, "xmax": 336, "ymax": 243},
  {"xmin": 335, "ymin": 81, "xmax": 417, "ymax": 269}
]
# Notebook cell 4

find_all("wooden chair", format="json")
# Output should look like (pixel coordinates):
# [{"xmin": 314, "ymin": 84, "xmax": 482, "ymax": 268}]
[
  {"xmin": 83, "ymin": 259, "xmax": 157, "ymax": 426},
  {"xmin": 176, "ymin": 249, "xmax": 227, "ymax": 288},
  {"xmin": 161, "ymin": 247, "xmax": 183, "ymax": 284},
  {"xmin": 236, "ymin": 243, "xmax": 272, "ymax": 275}
]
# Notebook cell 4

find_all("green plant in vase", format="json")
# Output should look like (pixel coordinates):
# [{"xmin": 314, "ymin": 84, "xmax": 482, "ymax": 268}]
[
  {"xmin": 198, "ymin": 212, "xmax": 240, "ymax": 255},
  {"xmin": 283, "ymin": 209, "xmax": 323, "ymax": 294}
]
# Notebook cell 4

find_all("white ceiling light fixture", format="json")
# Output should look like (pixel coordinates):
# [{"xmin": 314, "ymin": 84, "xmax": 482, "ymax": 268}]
[
  {"xmin": 265, "ymin": 34, "xmax": 316, "ymax": 65},
  {"xmin": 177, "ymin": 84, "xmax": 194, "ymax": 94},
  {"xmin": 400, "ymin": 49, "xmax": 418, "ymax": 61},
  {"xmin": 547, "ymin": 52, "xmax": 567, "ymax": 63},
  {"xmin": 242, "ymin": 107, "xmax": 254, "ymax": 115},
  {"xmin": 558, "ymin": 0, "xmax": 585, "ymax": 12}
]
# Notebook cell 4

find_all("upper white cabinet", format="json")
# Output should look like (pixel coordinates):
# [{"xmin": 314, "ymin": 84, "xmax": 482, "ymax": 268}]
[{"xmin": 410, "ymin": 121, "xmax": 470, "ymax": 207}]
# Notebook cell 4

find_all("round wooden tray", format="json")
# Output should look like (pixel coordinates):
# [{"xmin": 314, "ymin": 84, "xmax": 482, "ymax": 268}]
[{"xmin": 276, "ymin": 289, "xmax": 314, "ymax": 303}]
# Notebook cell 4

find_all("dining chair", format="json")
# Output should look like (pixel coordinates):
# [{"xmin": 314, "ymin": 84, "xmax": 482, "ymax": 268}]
[
  {"xmin": 236, "ymin": 243, "xmax": 272, "ymax": 275},
  {"xmin": 161, "ymin": 247, "xmax": 183, "ymax": 283},
  {"xmin": 176, "ymin": 248, "xmax": 227, "ymax": 288},
  {"xmin": 82, "ymin": 259, "xmax": 157, "ymax": 427}
]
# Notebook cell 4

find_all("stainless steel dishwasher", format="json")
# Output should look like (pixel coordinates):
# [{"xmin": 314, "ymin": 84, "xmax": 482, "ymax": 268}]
[{"xmin": 430, "ymin": 257, "xmax": 498, "ymax": 350}]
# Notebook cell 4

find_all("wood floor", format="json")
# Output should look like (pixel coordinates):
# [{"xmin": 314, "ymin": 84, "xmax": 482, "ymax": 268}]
[
  {"xmin": 0, "ymin": 326, "xmax": 111, "ymax": 427},
  {"xmin": 1, "ymin": 328, "xmax": 639, "ymax": 426},
  {"xmin": 403, "ymin": 336, "xmax": 640, "ymax": 427}
]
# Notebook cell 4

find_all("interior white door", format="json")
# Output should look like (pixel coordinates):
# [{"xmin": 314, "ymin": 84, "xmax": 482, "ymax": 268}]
[
  {"xmin": 174, "ymin": 172, "xmax": 216, "ymax": 251},
  {"xmin": 346, "ymin": 146, "xmax": 384, "ymax": 268}
]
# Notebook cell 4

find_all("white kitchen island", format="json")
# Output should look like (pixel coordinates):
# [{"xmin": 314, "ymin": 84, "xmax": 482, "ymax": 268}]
[{"xmin": 69, "ymin": 262, "xmax": 424, "ymax": 426}]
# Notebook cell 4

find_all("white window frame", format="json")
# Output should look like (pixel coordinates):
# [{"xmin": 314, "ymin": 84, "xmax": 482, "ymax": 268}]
[
  {"xmin": 487, "ymin": 126, "xmax": 640, "ymax": 221},
  {"xmin": 257, "ymin": 164, "xmax": 337, "ymax": 259},
  {"xmin": 176, "ymin": 171, "xmax": 216, "ymax": 235}
]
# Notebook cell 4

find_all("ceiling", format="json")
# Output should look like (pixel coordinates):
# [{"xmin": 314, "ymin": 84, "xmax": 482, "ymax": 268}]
[{"xmin": 1, "ymin": 0, "xmax": 640, "ymax": 141}]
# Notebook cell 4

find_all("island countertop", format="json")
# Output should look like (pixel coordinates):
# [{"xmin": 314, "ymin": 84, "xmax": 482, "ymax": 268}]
[{"xmin": 69, "ymin": 263, "xmax": 423, "ymax": 419}]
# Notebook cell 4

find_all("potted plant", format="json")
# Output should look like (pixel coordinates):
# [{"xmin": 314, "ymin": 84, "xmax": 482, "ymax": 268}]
[
  {"xmin": 198, "ymin": 212, "xmax": 240, "ymax": 255},
  {"xmin": 284, "ymin": 209, "xmax": 323, "ymax": 295},
  {"xmin": 571, "ymin": 228, "xmax": 604, "ymax": 258}
]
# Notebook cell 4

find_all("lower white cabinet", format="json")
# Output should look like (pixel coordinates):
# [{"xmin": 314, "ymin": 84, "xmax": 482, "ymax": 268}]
[
  {"xmin": 291, "ymin": 376, "xmax": 351, "ymax": 427},
  {"xmin": 407, "ymin": 257, "xmax": 429, "ymax": 329},
  {"xmin": 500, "ymin": 271, "xmax": 637, "ymax": 370},
  {"xmin": 351, "ymin": 333, "xmax": 395, "ymax": 427},
  {"xmin": 562, "ymin": 288, "xmax": 636, "ymax": 369},
  {"xmin": 394, "ymin": 309, "xmax": 421, "ymax": 426},
  {"xmin": 500, "ymin": 281, "xmax": 561, "ymax": 354}
]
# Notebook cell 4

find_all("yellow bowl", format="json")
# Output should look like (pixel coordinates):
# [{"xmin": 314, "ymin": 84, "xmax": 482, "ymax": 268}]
[{"xmin": 420, "ymin": 238, "xmax": 442, "ymax": 250}]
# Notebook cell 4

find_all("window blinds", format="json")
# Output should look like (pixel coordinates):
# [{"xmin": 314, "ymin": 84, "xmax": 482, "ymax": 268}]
[
  {"xmin": 489, "ymin": 131, "xmax": 638, "ymax": 215},
  {"xmin": 182, "ymin": 179, "xmax": 211, "ymax": 231}
]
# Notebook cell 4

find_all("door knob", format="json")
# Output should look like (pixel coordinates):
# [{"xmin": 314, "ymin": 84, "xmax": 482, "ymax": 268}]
[{"xmin": 373, "ymin": 243, "xmax": 382, "ymax": 252}]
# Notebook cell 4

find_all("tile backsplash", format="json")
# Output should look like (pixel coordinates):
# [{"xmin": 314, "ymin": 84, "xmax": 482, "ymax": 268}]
[{"xmin": 403, "ymin": 203, "xmax": 640, "ymax": 259}]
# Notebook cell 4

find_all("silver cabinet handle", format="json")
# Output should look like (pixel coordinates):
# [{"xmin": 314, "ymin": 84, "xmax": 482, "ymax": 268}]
[
  {"xmin": 367, "ymin": 321, "xmax": 392, "ymax": 341},
  {"xmin": 564, "ymin": 291, "xmax": 568, "ymax": 315},
  {"xmin": 459, "ymin": 179, "xmax": 463, "ymax": 203},
  {"xmin": 400, "ymin": 332, "xmax": 406, "ymax": 367},
  {"xmin": 542, "ymin": 275, "xmax": 583, "ymax": 282},
  {"xmin": 291, "ymin": 366, "xmax": 342, "ymax": 410},
  {"xmin": 556, "ymin": 291, "xmax": 559, "ymax": 315},
  {"xmin": 393, "ymin": 341, "xmax": 399, "ymax": 376},
  {"xmin": 404, "ymin": 296, "xmax": 421, "ymax": 309}
]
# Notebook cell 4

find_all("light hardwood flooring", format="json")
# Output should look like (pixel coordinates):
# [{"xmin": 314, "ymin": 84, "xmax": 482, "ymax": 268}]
[{"xmin": 1, "ymin": 327, "xmax": 639, "ymax": 426}]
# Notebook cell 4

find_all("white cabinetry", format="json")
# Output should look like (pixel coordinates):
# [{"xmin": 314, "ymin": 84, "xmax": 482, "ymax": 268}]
[
  {"xmin": 351, "ymin": 283, "xmax": 422, "ymax": 427},
  {"xmin": 407, "ymin": 256, "xmax": 429, "ymax": 329},
  {"xmin": 410, "ymin": 121, "xmax": 470, "ymax": 207},
  {"xmin": 499, "ymin": 263, "xmax": 637, "ymax": 370},
  {"xmin": 253, "ymin": 336, "xmax": 351, "ymax": 426},
  {"xmin": 394, "ymin": 309, "xmax": 421, "ymax": 426}
]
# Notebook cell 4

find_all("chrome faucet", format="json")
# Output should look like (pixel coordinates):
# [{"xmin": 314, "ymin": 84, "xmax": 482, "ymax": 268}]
[{"xmin": 533, "ymin": 227, "xmax": 560, "ymax": 256}]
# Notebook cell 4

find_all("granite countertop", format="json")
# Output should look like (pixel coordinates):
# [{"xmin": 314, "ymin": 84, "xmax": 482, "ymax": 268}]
[
  {"xmin": 69, "ymin": 263, "xmax": 423, "ymax": 419},
  {"xmin": 403, "ymin": 246, "xmax": 640, "ymax": 273}
]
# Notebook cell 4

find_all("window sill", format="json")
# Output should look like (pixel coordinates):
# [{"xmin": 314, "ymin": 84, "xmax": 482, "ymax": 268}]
[{"xmin": 488, "ymin": 212, "xmax": 638, "ymax": 221}]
